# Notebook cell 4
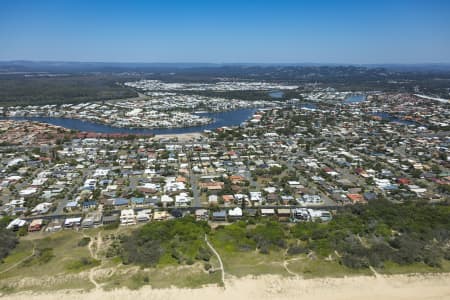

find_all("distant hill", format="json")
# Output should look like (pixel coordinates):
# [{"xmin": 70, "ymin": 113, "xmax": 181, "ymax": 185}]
[{"xmin": 1, "ymin": 61, "xmax": 450, "ymax": 74}]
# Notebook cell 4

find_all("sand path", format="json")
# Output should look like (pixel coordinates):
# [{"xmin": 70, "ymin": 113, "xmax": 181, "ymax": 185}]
[
  {"xmin": 282, "ymin": 257, "xmax": 303, "ymax": 278},
  {"xmin": 87, "ymin": 232, "xmax": 103, "ymax": 289},
  {"xmin": 0, "ymin": 243, "xmax": 35, "ymax": 275},
  {"xmin": 204, "ymin": 234, "xmax": 225, "ymax": 286}
]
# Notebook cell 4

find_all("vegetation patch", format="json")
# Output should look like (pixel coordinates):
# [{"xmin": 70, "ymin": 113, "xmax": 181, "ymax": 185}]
[
  {"xmin": 211, "ymin": 202, "xmax": 450, "ymax": 273},
  {"xmin": 0, "ymin": 75, "xmax": 137, "ymax": 106},
  {"xmin": 120, "ymin": 216, "xmax": 211, "ymax": 267},
  {"xmin": 0, "ymin": 202, "xmax": 449, "ymax": 292},
  {"xmin": 0, "ymin": 218, "xmax": 18, "ymax": 262},
  {"xmin": 77, "ymin": 237, "xmax": 91, "ymax": 247},
  {"xmin": 65, "ymin": 257, "xmax": 100, "ymax": 272}
]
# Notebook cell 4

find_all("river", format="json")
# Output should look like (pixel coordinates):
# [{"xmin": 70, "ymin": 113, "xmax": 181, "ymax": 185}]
[
  {"xmin": 344, "ymin": 94, "xmax": 366, "ymax": 104},
  {"xmin": 268, "ymin": 91, "xmax": 284, "ymax": 99},
  {"xmin": 1, "ymin": 109, "xmax": 257, "ymax": 134}
]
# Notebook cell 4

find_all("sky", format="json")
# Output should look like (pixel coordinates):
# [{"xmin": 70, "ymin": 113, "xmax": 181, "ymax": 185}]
[{"xmin": 0, "ymin": 0, "xmax": 450, "ymax": 64}]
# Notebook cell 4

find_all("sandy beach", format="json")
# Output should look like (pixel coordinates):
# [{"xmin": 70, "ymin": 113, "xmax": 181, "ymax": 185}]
[
  {"xmin": 3, "ymin": 273, "xmax": 450, "ymax": 300},
  {"xmin": 153, "ymin": 132, "xmax": 203, "ymax": 141}
]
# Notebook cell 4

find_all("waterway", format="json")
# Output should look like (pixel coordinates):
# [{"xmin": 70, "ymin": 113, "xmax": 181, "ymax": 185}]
[
  {"xmin": 268, "ymin": 91, "xmax": 284, "ymax": 99},
  {"xmin": 1, "ymin": 109, "xmax": 257, "ymax": 135},
  {"xmin": 344, "ymin": 94, "xmax": 366, "ymax": 104},
  {"xmin": 372, "ymin": 112, "xmax": 420, "ymax": 126}
]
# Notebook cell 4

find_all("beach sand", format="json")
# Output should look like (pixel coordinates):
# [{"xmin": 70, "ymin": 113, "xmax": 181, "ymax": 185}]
[
  {"xmin": 3, "ymin": 273, "xmax": 450, "ymax": 300},
  {"xmin": 153, "ymin": 132, "xmax": 203, "ymax": 142}
]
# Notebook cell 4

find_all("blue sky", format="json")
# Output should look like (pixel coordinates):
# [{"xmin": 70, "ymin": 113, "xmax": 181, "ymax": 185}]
[{"xmin": 0, "ymin": 0, "xmax": 449, "ymax": 63}]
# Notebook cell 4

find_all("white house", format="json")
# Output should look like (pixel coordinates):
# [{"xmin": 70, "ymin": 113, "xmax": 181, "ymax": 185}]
[{"xmin": 120, "ymin": 209, "xmax": 136, "ymax": 225}]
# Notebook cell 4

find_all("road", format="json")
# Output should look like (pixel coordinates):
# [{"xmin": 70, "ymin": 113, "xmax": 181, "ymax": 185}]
[
  {"xmin": 189, "ymin": 151, "xmax": 201, "ymax": 206},
  {"xmin": 53, "ymin": 168, "xmax": 92, "ymax": 216}
]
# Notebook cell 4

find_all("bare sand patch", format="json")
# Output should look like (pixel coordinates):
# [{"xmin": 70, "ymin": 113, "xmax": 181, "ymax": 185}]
[
  {"xmin": 153, "ymin": 132, "xmax": 203, "ymax": 141},
  {"xmin": 3, "ymin": 273, "xmax": 450, "ymax": 300}
]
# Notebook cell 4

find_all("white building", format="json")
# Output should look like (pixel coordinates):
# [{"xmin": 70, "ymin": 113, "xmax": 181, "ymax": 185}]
[{"xmin": 120, "ymin": 209, "xmax": 136, "ymax": 225}]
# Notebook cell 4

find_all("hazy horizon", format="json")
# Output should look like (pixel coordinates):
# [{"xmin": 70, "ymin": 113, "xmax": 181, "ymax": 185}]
[{"xmin": 2, "ymin": 60, "xmax": 450, "ymax": 66}]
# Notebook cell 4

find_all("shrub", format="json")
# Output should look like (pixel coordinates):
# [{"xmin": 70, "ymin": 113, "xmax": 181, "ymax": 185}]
[
  {"xmin": 36, "ymin": 248, "xmax": 54, "ymax": 264},
  {"xmin": 0, "ymin": 225, "xmax": 18, "ymax": 261},
  {"xmin": 251, "ymin": 220, "xmax": 286, "ymax": 250},
  {"xmin": 66, "ymin": 257, "xmax": 100, "ymax": 271},
  {"xmin": 204, "ymin": 262, "xmax": 212, "ymax": 271},
  {"xmin": 341, "ymin": 254, "xmax": 369, "ymax": 269},
  {"xmin": 120, "ymin": 216, "xmax": 210, "ymax": 267},
  {"xmin": 287, "ymin": 246, "xmax": 309, "ymax": 255},
  {"xmin": 78, "ymin": 237, "xmax": 91, "ymax": 247},
  {"xmin": 104, "ymin": 222, "xmax": 119, "ymax": 230},
  {"xmin": 195, "ymin": 247, "xmax": 212, "ymax": 261}
]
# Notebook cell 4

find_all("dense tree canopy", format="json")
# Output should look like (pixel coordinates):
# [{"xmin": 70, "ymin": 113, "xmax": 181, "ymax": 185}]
[
  {"xmin": 0, "ymin": 75, "xmax": 137, "ymax": 106},
  {"xmin": 120, "ymin": 216, "xmax": 211, "ymax": 267},
  {"xmin": 0, "ymin": 217, "xmax": 19, "ymax": 262}
]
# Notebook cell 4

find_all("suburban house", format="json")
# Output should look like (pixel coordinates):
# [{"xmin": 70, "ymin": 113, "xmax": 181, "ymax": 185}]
[
  {"xmin": 102, "ymin": 214, "xmax": 119, "ymax": 225},
  {"xmin": 228, "ymin": 207, "xmax": 243, "ymax": 220},
  {"xmin": 250, "ymin": 191, "xmax": 263, "ymax": 205},
  {"xmin": 260, "ymin": 208, "xmax": 276, "ymax": 217},
  {"xmin": 136, "ymin": 209, "xmax": 152, "ymax": 222},
  {"xmin": 212, "ymin": 210, "xmax": 227, "ymax": 221},
  {"xmin": 64, "ymin": 217, "xmax": 82, "ymax": 228},
  {"xmin": 113, "ymin": 198, "xmax": 129, "ymax": 208},
  {"xmin": 277, "ymin": 208, "xmax": 291, "ymax": 221},
  {"xmin": 46, "ymin": 218, "xmax": 63, "ymax": 232},
  {"xmin": 120, "ymin": 209, "xmax": 136, "ymax": 226},
  {"xmin": 31, "ymin": 202, "xmax": 52, "ymax": 215},
  {"xmin": 28, "ymin": 219, "xmax": 43, "ymax": 232},
  {"xmin": 153, "ymin": 211, "xmax": 171, "ymax": 221},
  {"xmin": 195, "ymin": 209, "xmax": 209, "ymax": 221}
]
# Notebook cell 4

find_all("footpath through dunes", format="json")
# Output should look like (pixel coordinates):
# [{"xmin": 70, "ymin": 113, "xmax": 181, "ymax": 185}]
[
  {"xmin": 204, "ymin": 234, "xmax": 225, "ymax": 286},
  {"xmin": 2, "ymin": 273, "xmax": 450, "ymax": 300},
  {"xmin": 0, "ymin": 243, "xmax": 36, "ymax": 276}
]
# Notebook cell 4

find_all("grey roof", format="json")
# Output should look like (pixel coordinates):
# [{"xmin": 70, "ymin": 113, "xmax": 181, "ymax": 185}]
[
  {"xmin": 212, "ymin": 210, "xmax": 227, "ymax": 217},
  {"xmin": 102, "ymin": 215, "xmax": 119, "ymax": 222}
]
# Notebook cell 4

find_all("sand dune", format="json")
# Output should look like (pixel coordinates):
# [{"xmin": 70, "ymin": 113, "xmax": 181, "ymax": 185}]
[{"xmin": 3, "ymin": 273, "xmax": 450, "ymax": 300}]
